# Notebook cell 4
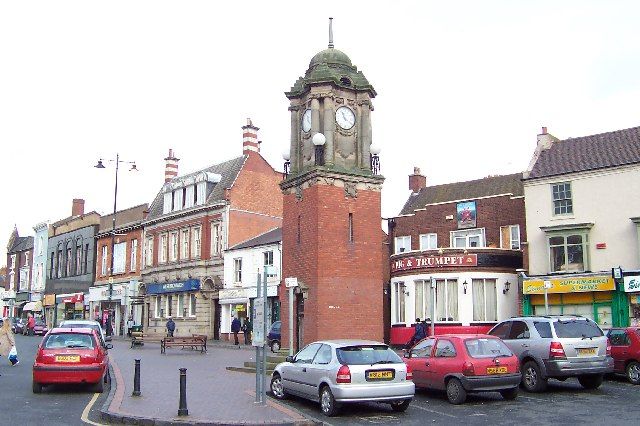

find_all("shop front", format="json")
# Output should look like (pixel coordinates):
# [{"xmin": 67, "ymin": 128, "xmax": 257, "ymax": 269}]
[
  {"xmin": 522, "ymin": 274, "xmax": 625, "ymax": 328},
  {"xmin": 623, "ymin": 274, "xmax": 640, "ymax": 326},
  {"xmin": 219, "ymin": 285, "xmax": 279, "ymax": 341},
  {"xmin": 88, "ymin": 284, "xmax": 125, "ymax": 337},
  {"xmin": 145, "ymin": 279, "xmax": 204, "ymax": 337},
  {"xmin": 54, "ymin": 292, "xmax": 85, "ymax": 325},
  {"xmin": 43, "ymin": 294, "xmax": 56, "ymax": 328}
]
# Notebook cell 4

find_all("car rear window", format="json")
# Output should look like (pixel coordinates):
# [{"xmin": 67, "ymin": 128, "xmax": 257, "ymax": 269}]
[
  {"xmin": 336, "ymin": 345, "xmax": 403, "ymax": 365},
  {"xmin": 63, "ymin": 323, "xmax": 99, "ymax": 333},
  {"xmin": 553, "ymin": 319, "xmax": 603, "ymax": 338},
  {"xmin": 465, "ymin": 338, "xmax": 513, "ymax": 358},
  {"xmin": 43, "ymin": 333, "xmax": 95, "ymax": 349}
]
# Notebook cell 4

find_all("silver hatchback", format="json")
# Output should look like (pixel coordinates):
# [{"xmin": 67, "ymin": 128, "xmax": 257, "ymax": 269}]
[{"xmin": 270, "ymin": 340, "xmax": 415, "ymax": 416}]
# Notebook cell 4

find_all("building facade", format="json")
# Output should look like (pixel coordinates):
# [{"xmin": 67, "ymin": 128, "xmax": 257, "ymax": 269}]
[
  {"xmin": 90, "ymin": 204, "xmax": 147, "ymax": 337},
  {"xmin": 522, "ymin": 126, "xmax": 640, "ymax": 328},
  {"xmin": 4, "ymin": 228, "xmax": 34, "ymax": 318},
  {"xmin": 220, "ymin": 227, "xmax": 282, "ymax": 340},
  {"xmin": 44, "ymin": 199, "xmax": 100, "ymax": 327},
  {"xmin": 388, "ymin": 171, "xmax": 525, "ymax": 345},
  {"xmin": 141, "ymin": 123, "xmax": 283, "ymax": 339},
  {"xmin": 29, "ymin": 221, "xmax": 49, "ymax": 313}
]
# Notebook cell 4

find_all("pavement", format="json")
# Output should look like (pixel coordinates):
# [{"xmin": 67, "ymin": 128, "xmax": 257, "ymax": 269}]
[{"xmin": 102, "ymin": 337, "xmax": 314, "ymax": 425}]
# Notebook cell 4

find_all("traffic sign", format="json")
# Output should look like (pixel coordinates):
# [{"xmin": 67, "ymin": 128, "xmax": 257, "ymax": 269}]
[{"xmin": 252, "ymin": 298, "xmax": 265, "ymax": 347}]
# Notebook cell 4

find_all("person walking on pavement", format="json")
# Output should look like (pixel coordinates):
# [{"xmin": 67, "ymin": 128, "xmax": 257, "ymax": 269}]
[
  {"xmin": 231, "ymin": 317, "xmax": 241, "ymax": 346},
  {"xmin": 242, "ymin": 318, "xmax": 252, "ymax": 345},
  {"xmin": 0, "ymin": 318, "xmax": 19, "ymax": 372},
  {"xmin": 166, "ymin": 317, "xmax": 176, "ymax": 337},
  {"xmin": 26, "ymin": 314, "xmax": 36, "ymax": 336},
  {"xmin": 127, "ymin": 315, "xmax": 134, "ymax": 338}
]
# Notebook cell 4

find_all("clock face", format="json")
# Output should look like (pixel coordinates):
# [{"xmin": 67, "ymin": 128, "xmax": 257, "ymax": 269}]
[
  {"xmin": 335, "ymin": 106, "xmax": 355, "ymax": 130},
  {"xmin": 302, "ymin": 109, "xmax": 312, "ymax": 132}
]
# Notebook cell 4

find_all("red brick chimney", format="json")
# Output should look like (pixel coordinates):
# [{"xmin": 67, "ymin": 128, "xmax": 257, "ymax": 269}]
[
  {"xmin": 164, "ymin": 149, "xmax": 179, "ymax": 183},
  {"xmin": 409, "ymin": 167, "xmax": 426, "ymax": 193},
  {"xmin": 242, "ymin": 118, "xmax": 260, "ymax": 155},
  {"xmin": 72, "ymin": 199, "xmax": 85, "ymax": 216}
]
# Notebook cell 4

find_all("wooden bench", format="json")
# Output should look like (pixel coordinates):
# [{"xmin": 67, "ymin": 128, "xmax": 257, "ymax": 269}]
[
  {"xmin": 161, "ymin": 336, "xmax": 207, "ymax": 354},
  {"xmin": 130, "ymin": 331, "xmax": 165, "ymax": 348}
]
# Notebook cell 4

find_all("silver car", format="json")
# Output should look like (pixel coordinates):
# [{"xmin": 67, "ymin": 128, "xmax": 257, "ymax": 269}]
[
  {"xmin": 488, "ymin": 315, "xmax": 614, "ymax": 392},
  {"xmin": 270, "ymin": 340, "xmax": 415, "ymax": 416},
  {"xmin": 59, "ymin": 320, "xmax": 109, "ymax": 346}
]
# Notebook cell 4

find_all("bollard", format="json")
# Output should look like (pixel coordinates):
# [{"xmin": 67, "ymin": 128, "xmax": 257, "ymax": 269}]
[
  {"xmin": 132, "ymin": 359, "xmax": 141, "ymax": 397},
  {"xmin": 178, "ymin": 368, "xmax": 188, "ymax": 416}
]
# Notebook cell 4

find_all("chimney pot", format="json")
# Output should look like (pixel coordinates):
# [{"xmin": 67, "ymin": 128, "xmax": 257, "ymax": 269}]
[
  {"xmin": 409, "ymin": 167, "xmax": 427, "ymax": 193},
  {"xmin": 242, "ymin": 118, "xmax": 260, "ymax": 155},
  {"xmin": 164, "ymin": 148, "xmax": 180, "ymax": 183},
  {"xmin": 541, "ymin": 126, "xmax": 548, "ymax": 135}
]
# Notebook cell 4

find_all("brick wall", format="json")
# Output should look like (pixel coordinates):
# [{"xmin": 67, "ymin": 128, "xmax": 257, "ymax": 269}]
[
  {"xmin": 229, "ymin": 152, "xmax": 283, "ymax": 218},
  {"xmin": 95, "ymin": 228, "xmax": 143, "ymax": 284},
  {"xmin": 228, "ymin": 210, "xmax": 282, "ymax": 248}
]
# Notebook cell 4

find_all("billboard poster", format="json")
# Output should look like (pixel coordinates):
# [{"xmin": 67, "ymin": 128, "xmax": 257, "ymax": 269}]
[{"xmin": 457, "ymin": 201, "xmax": 477, "ymax": 229}]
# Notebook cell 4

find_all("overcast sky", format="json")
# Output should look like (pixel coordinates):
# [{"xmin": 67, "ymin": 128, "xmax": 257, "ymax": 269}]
[{"xmin": 2, "ymin": 1, "xmax": 639, "ymax": 263}]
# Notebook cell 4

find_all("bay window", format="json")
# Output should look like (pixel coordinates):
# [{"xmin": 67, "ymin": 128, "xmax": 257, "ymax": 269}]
[{"xmin": 548, "ymin": 233, "xmax": 588, "ymax": 273}]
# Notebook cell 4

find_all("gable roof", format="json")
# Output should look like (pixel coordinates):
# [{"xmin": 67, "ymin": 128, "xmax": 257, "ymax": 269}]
[
  {"xmin": 8, "ymin": 236, "xmax": 34, "ymax": 254},
  {"xmin": 146, "ymin": 155, "xmax": 247, "ymax": 221},
  {"xmin": 400, "ymin": 173, "xmax": 523, "ymax": 215},
  {"xmin": 526, "ymin": 126, "xmax": 640, "ymax": 180},
  {"xmin": 228, "ymin": 227, "xmax": 282, "ymax": 251}
]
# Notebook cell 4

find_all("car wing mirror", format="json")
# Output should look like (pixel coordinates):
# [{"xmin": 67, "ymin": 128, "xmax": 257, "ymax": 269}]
[{"xmin": 285, "ymin": 355, "xmax": 295, "ymax": 363}]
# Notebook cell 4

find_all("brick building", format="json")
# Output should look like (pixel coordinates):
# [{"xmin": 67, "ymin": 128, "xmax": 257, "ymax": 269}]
[
  {"xmin": 387, "ymin": 170, "xmax": 526, "ymax": 346},
  {"xmin": 4, "ymin": 227, "xmax": 34, "ymax": 318},
  {"xmin": 90, "ymin": 204, "xmax": 147, "ymax": 336},
  {"xmin": 141, "ymin": 120, "xmax": 283, "ymax": 339}
]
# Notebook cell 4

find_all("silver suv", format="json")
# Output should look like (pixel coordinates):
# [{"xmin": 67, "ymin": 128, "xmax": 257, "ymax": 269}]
[{"xmin": 488, "ymin": 316, "xmax": 613, "ymax": 392}]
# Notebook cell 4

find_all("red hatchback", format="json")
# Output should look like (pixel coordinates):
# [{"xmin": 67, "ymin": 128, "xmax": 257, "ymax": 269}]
[
  {"xmin": 32, "ymin": 328, "xmax": 112, "ymax": 393},
  {"xmin": 607, "ymin": 327, "xmax": 640, "ymax": 384},
  {"xmin": 404, "ymin": 334, "xmax": 521, "ymax": 404}
]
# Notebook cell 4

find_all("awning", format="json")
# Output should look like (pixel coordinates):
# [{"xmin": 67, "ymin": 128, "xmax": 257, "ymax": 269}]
[{"xmin": 23, "ymin": 301, "xmax": 43, "ymax": 311}]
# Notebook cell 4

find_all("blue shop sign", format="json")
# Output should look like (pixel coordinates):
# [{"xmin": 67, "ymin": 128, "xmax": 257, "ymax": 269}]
[{"xmin": 147, "ymin": 279, "xmax": 200, "ymax": 294}]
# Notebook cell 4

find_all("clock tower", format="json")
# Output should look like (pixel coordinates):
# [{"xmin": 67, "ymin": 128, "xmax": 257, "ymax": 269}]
[{"xmin": 280, "ymin": 19, "xmax": 384, "ymax": 349}]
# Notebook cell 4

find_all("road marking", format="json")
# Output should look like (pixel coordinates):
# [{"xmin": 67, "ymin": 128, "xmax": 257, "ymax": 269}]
[
  {"xmin": 81, "ymin": 392, "xmax": 105, "ymax": 426},
  {"xmin": 410, "ymin": 403, "xmax": 457, "ymax": 418}
]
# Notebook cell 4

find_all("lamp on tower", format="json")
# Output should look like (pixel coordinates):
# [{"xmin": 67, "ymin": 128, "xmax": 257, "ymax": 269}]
[
  {"xmin": 282, "ymin": 150, "xmax": 291, "ymax": 179},
  {"xmin": 312, "ymin": 133, "xmax": 326, "ymax": 166},
  {"xmin": 370, "ymin": 145, "xmax": 381, "ymax": 175}
]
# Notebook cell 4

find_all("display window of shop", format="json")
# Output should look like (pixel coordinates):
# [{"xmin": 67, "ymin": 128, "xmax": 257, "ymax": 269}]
[
  {"xmin": 113, "ymin": 242, "xmax": 126, "ymax": 274},
  {"xmin": 101, "ymin": 245, "xmax": 108, "ymax": 276},
  {"xmin": 451, "ymin": 228, "xmax": 485, "ymax": 248},
  {"xmin": 177, "ymin": 294, "xmax": 185, "ymax": 317},
  {"xmin": 551, "ymin": 182, "xmax": 573, "ymax": 216},
  {"xmin": 472, "ymin": 279, "xmax": 497, "ymax": 321},
  {"xmin": 435, "ymin": 278, "xmax": 459, "ymax": 321},
  {"xmin": 547, "ymin": 231, "xmax": 589, "ymax": 273},
  {"xmin": 393, "ymin": 282, "xmax": 406, "ymax": 323},
  {"xmin": 395, "ymin": 236, "xmax": 411, "ymax": 254},
  {"xmin": 181, "ymin": 229, "xmax": 189, "ymax": 259},
  {"xmin": 169, "ymin": 232, "xmax": 178, "ymax": 262},
  {"xmin": 419, "ymin": 233, "xmax": 437, "ymax": 250},
  {"xmin": 500, "ymin": 225, "xmax": 521, "ymax": 250},
  {"xmin": 154, "ymin": 296, "xmax": 162, "ymax": 318},
  {"xmin": 189, "ymin": 293, "xmax": 196, "ymax": 317},
  {"xmin": 192, "ymin": 227, "xmax": 202, "ymax": 259}
]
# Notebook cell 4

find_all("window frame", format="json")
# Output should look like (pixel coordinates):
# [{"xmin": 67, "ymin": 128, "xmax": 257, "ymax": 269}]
[
  {"xmin": 395, "ymin": 236, "xmax": 411, "ymax": 254},
  {"xmin": 234, "ymin": 258, "xmax": 243, "ymax": 283},
  {"xmin": 191, "ymin": 227, "xmax": 201, "ymax": 259},
  {"xmin": 189, "ymin": 293, "xmax": 196, "ymax": 317},
  {"xmin": 547, "ymin": 230, "xmax": 590, "ymax": 273},
  {"xmin": 181, "ymin": 229, "xmax": 190, "ymax": 260},
  {"xmin": 450, "ymin": 228, "xmax": 486, "ymax": 249},
  {"xmin": 392, "ymin": 281, "xmax": 406, "ymax": 324},
  {"xmin": 500, "ymin": 225, "xmax": 521, "ymax": 250},
  {"xmin": 264, "ymin": 251, "xmax": 275, "ymax": 277},
  {"xmin": 145, "ymin": 236, "xmax": 154, "ymax": 267},
  {"xmin": 552, "ymin": 182, "xmax": 573, "ymax": 216},
  {"xmin": 101, "ymin": 245, "xmax": 108, "ymax": 276},
  {"xmin": 471, "ymin": 278, "xmax": 497, "ymax": 322},
  {"xmin": 130, "ymin": 239, "xmax": 138, "ymax": 272},
  {"xmin": 419, "ymin": 233, "xmax": 438, "ymax": 250},
  {"xmin": 154, "ymin": 296, "xmax": 162, "ymax": 318},
  {"xmin": 210, "ymin": 222, "xmax": 222, "ymax": 257},
  {"xmin": 169, "ymin": 231, "xmax": 178, "ymax": 262},
  {"xmin": 113, "ymin": 241, "xmax": 127, "ymax": 274},
  {"xmin": 160, "ymin": 233, "xmax": 168, "ymax": 263}
]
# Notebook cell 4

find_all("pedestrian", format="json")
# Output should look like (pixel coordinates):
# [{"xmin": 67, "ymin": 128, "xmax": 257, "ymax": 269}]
[
  {"xmin": 0, "ymin": 318, "xmax": 19, "ymax": 371},
  {"xmin": 231, "ymin": 317, "xmax": 241, "ymax": 346},
  {"xmin": 166, "ymin": 317, "xmax": 176, "ymax": 337},
  {"xmin": 406, "ymin": 318, "xmax": 426, "ymax": 349},
  {"xmin": 242, "ymin": 318, "xmax": 252, "ymax": 345},
  {"xmin": 126, "ymin": 315, "xmax": 134, "ymax": 338},
  {"xmin": 27, "ymin": 314, "xmax": 36, "ymax": 336}
]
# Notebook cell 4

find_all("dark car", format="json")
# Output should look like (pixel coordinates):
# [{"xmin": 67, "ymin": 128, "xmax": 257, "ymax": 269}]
[
  {"xmin": 268, "ymin": 321, "xmax": 281, "ymax": 352},
  {"xmin": 607, "ymin": 327, "xmax": 640, "ymax": 384},
  {"xmin": 33, "ymin": 319, "xmax": 49, "ymax": 336},
  {"xmin": 11, "ymin": 318, "xmax": 25, "ymax": 334}
]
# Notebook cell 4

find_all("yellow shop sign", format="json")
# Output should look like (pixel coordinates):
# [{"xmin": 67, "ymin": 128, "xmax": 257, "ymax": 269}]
[{"xmin": 523, "ymin": 276, "xmax": 615, "ymax": 295}]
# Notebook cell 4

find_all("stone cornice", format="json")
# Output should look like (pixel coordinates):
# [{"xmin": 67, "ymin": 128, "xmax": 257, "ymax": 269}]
[{"xmin": 280, "ymin": 167, "xmax": 384, "ymax": 192}]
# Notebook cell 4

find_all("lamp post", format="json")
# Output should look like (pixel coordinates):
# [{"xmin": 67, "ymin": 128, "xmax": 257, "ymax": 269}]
[
  {"xmin": 370, "ymin": 145, "xmax": 381, "ymax": 175},
  {"xmin": 282, "ymin": 150, "xmax": 291, "ymax": 179},
  {"xmin": 95, "ymin": 154, "xmax": 137, "ymax": 334}
]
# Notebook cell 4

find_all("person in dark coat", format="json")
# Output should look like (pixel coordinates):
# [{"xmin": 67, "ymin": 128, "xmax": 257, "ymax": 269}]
[
  {"xmin": 231, "ymin": 317, "xmax": 241, "ymax": 346},
  {"xmin": 166, "ymin": 317, "xmax": 176, "ymax": 337},
  {"xmin": 242, "ymin": 319, "xmax": 252, "ymax": 345},
  {"xmin": 407, "ymin": 318, "xmax": 426, "ymax": 349}
]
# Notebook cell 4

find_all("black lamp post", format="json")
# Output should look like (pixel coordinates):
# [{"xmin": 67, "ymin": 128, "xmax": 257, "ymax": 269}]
[
  {"xmin": 370, "ymin": 145, "xmax": 381, "ymax": 175},
  {"xmin": 282, "ymin": 150, "xmax": 291, "ymax": 179}
]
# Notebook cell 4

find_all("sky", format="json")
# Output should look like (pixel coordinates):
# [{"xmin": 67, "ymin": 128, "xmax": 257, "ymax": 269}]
[{"xmin": 2, "ymin": 1, "xmax": 640, "ymax": 263}]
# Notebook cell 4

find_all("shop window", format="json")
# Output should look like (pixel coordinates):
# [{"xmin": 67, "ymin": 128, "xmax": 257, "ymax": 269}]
[
  {"xmin": 451, "ymin": 228, "xmax": 485, "ymax": 248},
  {"xmin": 189, "ymin": 293, "xmax": 196, "ymax": 317},
  {"xmin": 472, "ymin": 279, "xmax": 497, "ymax": 321},
  {"xmin": 113, "ymin": 242, "xmax": 126, "ymax": 274},
  {"xmin": 548, "ymin": 232, "xmax": 589, "ymax": 273},
  {"xmin": 552, "ymin": 182, "xmax": 573, "ymax": 215},
  {"xmin": 395, "ymin": 236, "xmax": 411, "ymax": 254},
  {"xmin": 435, "ymin": 278, "xmax": 459, "ymax": 321},
  {"xmin": 393, "ymin": 282, "xmax": 406, "ymax": 323},
  {"xmin": 169, "ymin": 232, "xmax": 178, "ymax": 262},
  {"xmin": 101, "ymin": 245, "xmax": 108, "ymax": 276},
  {"xmin": 166, "ymin": 295, "xmax": 173, "ymax": 317},
  {"xmin": 154, "ymin": 296, "xmax": 162, "ymax": 318},
  {"xmin": 177, "ymin": 294, "xmax": 184, "ymax": 317},
  {"xmin": 181, "ymin": 229, "xmax": 190, "ymax": 260},
  {"xmin": 419, "ymin": 233, "xmax": 437, "ymax": 250},
  {"xmin": 415, "ymin": 280, "xmax": 434, "ymax": 321},
  {"xmin": 500, "ymin": 225, "xmax": 521, "ymax": 250},
  {"xmin": 234, "ymin": 258, "xmax": 243, "ymax": 283}
]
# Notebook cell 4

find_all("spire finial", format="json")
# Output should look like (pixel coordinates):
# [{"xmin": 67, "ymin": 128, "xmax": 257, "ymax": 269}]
[{"xmin": 328, "ymin": 17, "xmax": 334, "ymax": 48}]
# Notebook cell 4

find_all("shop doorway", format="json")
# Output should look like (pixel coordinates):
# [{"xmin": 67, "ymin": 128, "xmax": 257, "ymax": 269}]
[{"xmin": 210, "ymin": 298, "xmax": 220, "ymax": 340}]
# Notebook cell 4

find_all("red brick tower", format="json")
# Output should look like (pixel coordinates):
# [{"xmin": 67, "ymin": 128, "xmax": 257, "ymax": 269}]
[{"xmin": 280, "ymin": 19, "xmax": 384, "ymax": 350}]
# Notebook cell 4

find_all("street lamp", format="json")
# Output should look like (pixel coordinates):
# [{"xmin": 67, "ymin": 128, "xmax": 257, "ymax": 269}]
[
  {"xmin": 312, "ymin": 133, "xmax": 326, "ymax": 166},
  {"xmin": 282, "ymin": 150, "xmax": 291, "ymax": 179},
  {"xmin": 370, "ymin": 145, "xmax": 381, "ymax": 175}
]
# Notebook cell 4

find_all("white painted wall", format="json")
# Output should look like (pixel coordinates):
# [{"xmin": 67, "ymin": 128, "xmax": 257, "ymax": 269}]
[{"xmin": 524, "ymin": 165, "xmax": 640, "ymax": 275}]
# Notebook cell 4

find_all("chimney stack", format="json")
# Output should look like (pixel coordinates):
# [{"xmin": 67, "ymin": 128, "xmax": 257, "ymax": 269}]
[
  {"xmin": 164, "ymin": 149, "xmax": 180, "ymax": 183},
  {"xmin": 409, "ymin": 167, "xmax": 427, "ymax": 193},
  {"xmin": 242, "ymin": 118, "xmax": 260, "ymax": 155},
  {"xmin": 72, "ymin": 199, "xmax": 85, "ymax": 216}
]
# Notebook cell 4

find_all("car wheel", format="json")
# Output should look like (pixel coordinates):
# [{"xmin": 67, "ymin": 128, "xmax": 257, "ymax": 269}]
[
  {"xmin": 500, "ymin": 387, "xmax": 519, "ymax": 400},
  {"xmin": 390, "ymin": 399, "xmax": 411, "ymax": 412},
  {"xmin": 446, "ymin": 378, "xmax": 467, "ymax": 404},
  {"xmin": 32, "ymin": 381, "xmax": 43, "ymax": 394},
  {"xmin": 270, "ymin": 374, "xmax": 287, "ymax": 400},
  {"xmin": 626, "ymin": 361, "xmax": 640, "ymax": 385},
  {"xmin": 521, "ymin": 361, "xmax": 547, "ymax": 392},
  {"xmin": 578, "ymin": 374, "xmax": 603, "ymax": 390},
  {"xmin": 320, "ymin": 385, "xmax": 339, "ymax": 417},
  {"xmin": 271, "ymin": 340, "xmax": 281, "ymax": 353}
]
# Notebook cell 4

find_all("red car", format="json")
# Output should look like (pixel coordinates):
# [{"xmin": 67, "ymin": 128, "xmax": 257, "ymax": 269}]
[
  {"xmin": 607, "ymin": 327, "xmax": 640, "ymax": 384},
  {"xmin": 404, "ymin": 334, "xmax": 521, "ymax": 404},
  {"xmin": 33, "ymin": 319, "xmax": 48, "ymax": 336},
  {"xmin": 32, "ymin": 328, "xmax": 112, "ymax": 393}
]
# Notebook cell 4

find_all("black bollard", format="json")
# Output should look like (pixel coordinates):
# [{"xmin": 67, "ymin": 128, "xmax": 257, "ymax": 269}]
[
  {"xmin": 178, "ymin": 368, "xmax": 188, "ymax": 416},
  {"xmin": 132, "ymin": 359, "xmax": 141, "ymax": 397}
]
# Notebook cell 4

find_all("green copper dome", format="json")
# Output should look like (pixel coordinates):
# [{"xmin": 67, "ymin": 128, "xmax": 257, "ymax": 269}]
[{"xmin": 309, "ymin": 48, "xmax": 353, "ymax": 68}]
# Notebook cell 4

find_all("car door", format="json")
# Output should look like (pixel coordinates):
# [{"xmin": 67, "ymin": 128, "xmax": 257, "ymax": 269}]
[
  {"xmin": 305, "ymin": 344, "xmax": 333, "ymax": 400},
  {"xmin": 503, "ymin": 321, "xmax": 532, "ymax": 360},
  {"xmin": 407, "ymin": 338, "xmax": 435, "ymax": 387},
  {"xmin": 281, "ymin": 343, "xmax": 321, "ymax": 397},
  {"xmin": 427, "ymin": 339, "xmax": 458, "ymax": 390},
  {"xmin": 608, "ymin": 329, "xmax": 631, "ymax": 373}
]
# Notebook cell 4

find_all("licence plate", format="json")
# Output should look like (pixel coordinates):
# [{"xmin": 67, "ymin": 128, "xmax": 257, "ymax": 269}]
[
  {"xmin": 486, "ymin": 366, "xmax": 508, "ymax": 374},
  {"xmin": 367, "ymin": 370, "xmax": 393, "ymax": 380},
  {"xmin": 55, "ymin": 355, "xmax": 80, "ymax": 363},
  {"xmin": 577, "ymin": 348, "xmax": 597, "ymax": 356}
]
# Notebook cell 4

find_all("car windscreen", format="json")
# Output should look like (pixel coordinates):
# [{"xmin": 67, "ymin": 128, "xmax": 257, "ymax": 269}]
[
  {"xmin": 336, "ymin": 345, "xmax": 403, "ymax": 365},
  {"xmin": 465, "ymin": 338, "xmax": 513, "ymax": 358},
  {"xmin": 43, "ymin": 333, "xmax": 95, "ymax": 349},
  {"xmin": 553, "ymin": 319, "xmax": 603, "ymax": 338}
]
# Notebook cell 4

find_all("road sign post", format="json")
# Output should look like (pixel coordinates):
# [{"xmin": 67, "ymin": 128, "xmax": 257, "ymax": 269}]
[{"xmin": 285, "ymin": 277, "xmax": 298, "ymax": 356}]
